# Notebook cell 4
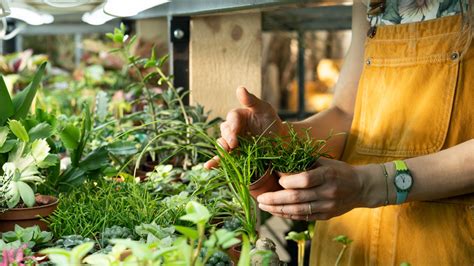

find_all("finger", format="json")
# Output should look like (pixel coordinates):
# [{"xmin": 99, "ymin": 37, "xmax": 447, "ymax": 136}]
[
  {"xmin": 217, "ymin": 137, "xmax": 231, "ymax": 151},
  {"xmin": 204, "ymin": 155, "xmax": 220, "ymax": 169},
  {"xmin": 222, "ymin": 110, "xmax": 246, "ymax": 149},
  {"xmin": 257, "ymin": 189, "xmax": 318, "ymax": 205},
  {"xmin": 269, "ymin": 212, "xmax": 331, "ymax": 221},
  {"xmin": 258, "ymin": 201, "xmax": 334, "ymax": 215},
  {"xmin": 279, "ymin": 168, "xmax": 328, "ymax": 189},
  {"xmin": 236, "ymin": 86, "xmax": 267, "ymax": 111}
]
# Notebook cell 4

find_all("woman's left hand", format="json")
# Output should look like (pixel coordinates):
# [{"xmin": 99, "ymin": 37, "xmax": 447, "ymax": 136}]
[{"xmin": 257, "ymin": 158, "xmax": 383, "ymax": 221}]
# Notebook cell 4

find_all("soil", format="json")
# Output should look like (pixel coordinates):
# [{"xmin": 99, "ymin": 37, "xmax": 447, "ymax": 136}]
[{"xmin": 13, "ymin": 195, "xmax": 57, "ymax": 208}]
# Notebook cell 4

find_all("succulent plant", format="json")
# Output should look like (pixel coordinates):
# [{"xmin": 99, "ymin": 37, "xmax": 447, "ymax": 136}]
[
  {"xmin": 100, "ymin": 225, "xmax": 133, "ymax": 246},
  {"xmin": 54, "ymin": 235, "xmax": 95, "ymax": 252}
]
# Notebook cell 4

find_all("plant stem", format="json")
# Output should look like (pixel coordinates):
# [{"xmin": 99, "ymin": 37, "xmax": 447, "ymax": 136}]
[
  {"xmin": 191, "ymin": 224, "xmax": 205, "ymax": 266},
  {"xmin": 121, "ymin": 49, "xmax": 158, "ymax": 134},
  {"xmin": 298, "ymin": 240, "xmax": 305, "ymax": 266},
  {"xmin": 155, "ymin": 67, "xmax": 190, "ymax": 125},
  {"xmin": 335, "ymin": 244, "xmax": 347, "ymax": 266}
]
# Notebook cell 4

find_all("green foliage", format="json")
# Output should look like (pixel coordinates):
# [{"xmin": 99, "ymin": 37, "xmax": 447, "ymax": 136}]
[
  {"xmin": 43, "ymin": 200, "xmax": 246, "ymax": 266},
  {"xmin": 45, "ymin": 181, "xmax": 163, "ymax": 238},
  {"xmin": 333, "ymin": 235, "xmax": 353, "ymax": 245},
  {"xmin": 54, "ymin": 235, "xmax": 95, "ymax": 251},
  {"xmin": 0, "ymin": 62, "xmax": 47, "ymax": 126},
  {"xmin": 270, "ymin": 125, "xmax": 329, "ymax": 173},
  {"xmin": 1, "ymin": 225, "xmax": 52, "ymax": 249},
  {"xmin": 41, "ymin": 242, "xmax": 94, "ymax": 265}
]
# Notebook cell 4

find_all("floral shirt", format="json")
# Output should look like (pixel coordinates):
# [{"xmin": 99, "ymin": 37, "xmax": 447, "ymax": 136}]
[{"xmin": 366, "ymin": 0, "xmax": 468, "ymax": 25}]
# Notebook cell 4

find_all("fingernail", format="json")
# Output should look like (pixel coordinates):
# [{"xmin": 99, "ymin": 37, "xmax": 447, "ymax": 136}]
[{"xmin": 256, "ymin": 195, "xmax": 263, "ymax": 202}]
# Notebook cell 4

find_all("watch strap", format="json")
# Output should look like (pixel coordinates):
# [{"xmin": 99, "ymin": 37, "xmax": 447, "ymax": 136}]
[
  {"xmin": 394, "ymin": 160, "xmax": 410, "ymax": 204},
  {"xmin": 394, "ymin": 160, "xmax": 408, "ymax": 171},
  {"xmin": 396, "ymin": 191, "xmax": 408, "ymax": 204}
]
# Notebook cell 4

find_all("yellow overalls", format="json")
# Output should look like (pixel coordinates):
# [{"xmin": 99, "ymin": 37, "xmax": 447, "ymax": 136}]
[{"xmin": 310, "ymin": 13, "xmax": 474, "ymax": 265}]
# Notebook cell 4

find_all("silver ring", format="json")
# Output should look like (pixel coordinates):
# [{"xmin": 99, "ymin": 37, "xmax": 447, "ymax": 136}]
[
  {"xmin": 306, "ymin": 214, "xmax": 309, "ymax": 222},
  {"xmin": 308, "ymin": 202, "xmax": 313, "ymax": 215}
]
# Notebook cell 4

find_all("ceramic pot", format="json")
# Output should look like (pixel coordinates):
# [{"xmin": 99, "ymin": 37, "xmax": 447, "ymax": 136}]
[
  {"xmin": 0, "ymin": 195, "xmax": 59, "ymax": 232},
  {"xmin": 249, "ymin": 168, "xmax": 282, "ymax": 201}
]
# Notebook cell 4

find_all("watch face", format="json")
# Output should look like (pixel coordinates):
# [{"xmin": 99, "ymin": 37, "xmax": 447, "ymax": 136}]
[{"xmin": 395, "ymin": 173, "xmax": 412, "ymax": 190}]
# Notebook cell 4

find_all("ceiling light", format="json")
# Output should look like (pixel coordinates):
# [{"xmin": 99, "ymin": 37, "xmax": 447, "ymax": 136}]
[
  {"xmin": 9, "ymin": 7, "xmax": 54, "ymax": 25},
  {"xmin": 103, "ymin": 0, "xmax": 169, "ymax": 17},
  {"xmin": 43, "ymin": 0, "xmax": 89, "ymax": 8},
  {"xmin": 82, "ymin": 4, "xmax": 115, "ymax": 26}
]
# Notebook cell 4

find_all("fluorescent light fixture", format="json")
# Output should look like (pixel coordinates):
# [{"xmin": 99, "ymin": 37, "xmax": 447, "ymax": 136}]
[
  {"xmin": 82, "ymin": 4, "xmax": 115, "ymax": 25},
  {"xmin": 9, "ymin": 7, "xmax": 54, "ymax": 25},
  {"xmin": 43, "ymin": 0, "xmax": 89, "ymax": 8},
  {"xmin": 103, "ymin": 0, "xmax": 169, "ymax": 17}
]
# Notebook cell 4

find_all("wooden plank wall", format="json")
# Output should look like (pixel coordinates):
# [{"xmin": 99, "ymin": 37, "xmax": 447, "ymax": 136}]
[{"xmin": 189, "ymin": 12, "xmax": 262, "ymax": 120}]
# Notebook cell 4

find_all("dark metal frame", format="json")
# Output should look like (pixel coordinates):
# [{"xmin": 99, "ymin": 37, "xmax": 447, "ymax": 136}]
[{"xmin": 169, "ymin": 16, "xmax": 190, "ymax": 104}]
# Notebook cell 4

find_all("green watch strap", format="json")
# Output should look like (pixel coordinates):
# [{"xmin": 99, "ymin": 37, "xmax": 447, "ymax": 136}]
[{"xmin": 394, "ymin": 160, "xmax": 408, "ymax": 171}]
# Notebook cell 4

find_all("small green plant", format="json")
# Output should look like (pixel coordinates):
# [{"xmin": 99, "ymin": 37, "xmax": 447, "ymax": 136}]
[
  {"xmin": 1, "ymin": 225, "xmax": 52, "ymax": 250},
  {"xmin": 45, "ymin": 181, "xmax": 163, "ymax": 238},
  {"xmin": 0, "ymin": 120, "xmax": 55, "ymax": 209},
  {"xmin": 42, "ymin": 201, "xmax": 248, "ymax": 266},
  {"xmin": 286, "ymin": 230, "xmax": 311, "ymax": 266},
  {"xmin": 41, "ymin": 241, "xmax": 94, "ymax": 265},
  {"xmin": 270, "ymin": 125, "xmax": 330, "ymax": 173},
  {"xmin": 333, "ymin": 235, "xmax": 353, "ymax": 266}
]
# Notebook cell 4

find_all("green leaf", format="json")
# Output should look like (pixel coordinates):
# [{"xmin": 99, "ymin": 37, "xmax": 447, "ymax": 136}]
[
  {"xmin": 0, "ymin": 76, "xmax": 14, "ymax": 125},
  {"xmin": 238, "ymin": 234, "xmax": 251, "ymax": 266},
  {"xmin": 78, "ymin": 146, "xmax": 108, "ymax": 171},
  {"xmin": 12, "ymin": 62, "xmax": 46, "ymax": 120},
  {"xmin": 28, "ymin": 122, "xmax": 53, "ymax": 141},
  {"xmin": 333, "ymin": 235, "xmax": 353, "ymax": 245},
  {"xmin": 95, "ymin": 91, "xmax": 108, "ymax": 122},
  {"xmin": 0, "ymin": 139, "xmax": 17, "ymax": 153},
  {"xmin": 38, "ymin": 154, "xmax": 59, "ymax": 168},
  {"xmin": 9, "ymin": 120, "xmax": 29, "ymax": 142},
  {"xmin": 107, "ymin": 141, "xmax": 138, "ymax": 156},
  {"xmin": 17, "ymin": 181, "xmax": 36, "ymax": 207},
  {"xmin": 40, "ymin": 248, "xmax": 71, "ymax": 265},
  {"xmin": 105, "ymin": 33, "xmax": 114, "ymax": 40},
  {"xmin": 285, "ymin": 231, "xmax": 309, "ymax": 242},
  {"xmin": 174, "ymin": 225, "xmax": 199, "ymax": 240},
  {"xmin": 0, "ymin": 126, "xmax": 9, "ymax": 147},
  {"xmin": 71, "ymin": 242, "xmax": 94, "ymax": 263},
  {"xmin": 179, "ymin": 201, "xmax": 211, "ymax": 225},
  {"xmin": 59, "ymin": 124, "xmax": 80, "ymax": 150},
  {"xmin": 31, "ymin": 138, "xmax": 51, "ymax": 163}
]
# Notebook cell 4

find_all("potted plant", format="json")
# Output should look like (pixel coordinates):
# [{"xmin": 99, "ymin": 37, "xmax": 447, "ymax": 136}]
[
  {"xmin": 0, "ymin": 62, "xmax": 60, "ymax": 232},
  {"xmin": 0, "ymin": 119, "xmax": 59, "ymax": 232},
  {"xmin": 270, "ymin": 125, "xmax": 330, "ymax": 177}
]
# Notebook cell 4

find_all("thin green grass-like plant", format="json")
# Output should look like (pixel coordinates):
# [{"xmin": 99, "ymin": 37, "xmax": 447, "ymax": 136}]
[
  {"xmin": 270, "ymin": 125, "xmax": 331, "ymax": 174},
  {"xmin": 45, "ymin": 181, "xmax": 164, "ymax": 238}
]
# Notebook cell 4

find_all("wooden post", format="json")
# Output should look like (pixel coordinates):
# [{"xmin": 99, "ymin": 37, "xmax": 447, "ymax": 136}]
[{"xmin": 189, "ymin": 12, "xmax": 262, "ymax": 119}]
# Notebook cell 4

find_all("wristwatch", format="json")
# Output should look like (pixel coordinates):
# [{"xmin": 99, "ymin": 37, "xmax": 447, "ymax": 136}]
[{"xmin": 393, "ymin": 160, "xmax": 413, "ymax": 204}]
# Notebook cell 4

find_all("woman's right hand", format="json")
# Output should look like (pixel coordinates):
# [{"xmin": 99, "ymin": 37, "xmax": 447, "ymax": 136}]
[{"xmin": 204, "ymin": 86, "xmax": 285, "ymax": 169}]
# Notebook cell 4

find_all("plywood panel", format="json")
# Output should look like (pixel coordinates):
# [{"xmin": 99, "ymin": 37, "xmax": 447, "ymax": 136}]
[{"xmin": 190, "ymin": 12, "xmax": 262, "ymax": 119}]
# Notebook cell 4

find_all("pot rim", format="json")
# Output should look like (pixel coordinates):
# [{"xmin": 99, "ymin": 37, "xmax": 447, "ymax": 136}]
[{"xmin": 4, "ymin": 195, "xmax": 59, "ymax": 211}]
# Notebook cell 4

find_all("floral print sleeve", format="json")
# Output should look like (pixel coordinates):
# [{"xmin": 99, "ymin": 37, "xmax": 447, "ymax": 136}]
[{"xmin": 366, "ymin": 0, "xmax": 468, "ymax": 25}]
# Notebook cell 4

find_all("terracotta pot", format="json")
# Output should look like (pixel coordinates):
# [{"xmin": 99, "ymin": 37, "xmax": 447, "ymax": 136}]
[
  {"xmin": 0, "ymin": 195, "xmax": 59, "ymax": 232},
  {"xmin": 227, "ymin": 244, "xmax": 241, "ymax": 264},
  {"xmin": 276, "ymin": 161, "xmax": 318, "ymax": 178},
  {"xmin": 249, "ymin": 168, "xmax": 282, "ymax": 201}
]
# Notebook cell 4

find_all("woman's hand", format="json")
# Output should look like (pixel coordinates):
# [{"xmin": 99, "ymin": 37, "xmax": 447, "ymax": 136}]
[
  {"xmin": 257, "ymin": 158, "xmax": 385, "ymax": 221},
  {"xmin": 204, "ymin": 86, "xmax": 285, "ymax": 169}
]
